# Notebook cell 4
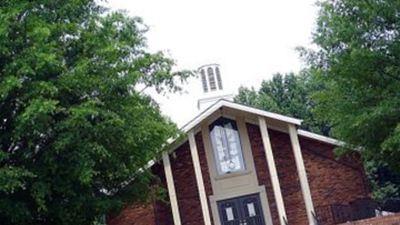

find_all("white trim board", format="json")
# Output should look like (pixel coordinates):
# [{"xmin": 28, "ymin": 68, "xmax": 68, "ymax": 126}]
[
  {"xmin": 164, "ymin": 101, "xmax": 342, "ymax": 157},
  {"xmin": 297, "ymin": 129, "xmax": 345, "ymax": 147},
  {"xmin": 181, "ymin": 99, "xmax": 302, "ymax": 134}
]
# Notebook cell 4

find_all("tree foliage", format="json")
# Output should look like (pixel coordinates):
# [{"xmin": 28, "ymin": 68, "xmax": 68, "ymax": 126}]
[
  {"xmin": 0, "ymin": 1, "xmax": 190, "ymax": 224},
  {"xmin": 234, "ymin": 72, "xmax": 331, "ymax": 136},
  {"xmin": 303, "ymin": 0, "xmax": 400, "ymax": 203}
]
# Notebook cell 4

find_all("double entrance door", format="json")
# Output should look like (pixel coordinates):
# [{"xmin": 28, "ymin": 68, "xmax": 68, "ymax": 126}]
[{"xmin": 217, "ymin": 194, "xmax": 265, "ymax": 225}]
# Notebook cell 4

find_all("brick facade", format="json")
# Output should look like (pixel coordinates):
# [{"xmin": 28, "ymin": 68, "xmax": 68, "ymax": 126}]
[
  {"xmin": 107, "ymin": 161, "xmax": 174, "ymax": 225},
  {"xmin": 169, "ymin": 132, "xmax": 213, "ymax": 225},
  {"xmin": 107, "ymin": 204, "xmax": 155, "ymax": 225},
  {"xmin": 108, "ymin": 132, "xmax": 212, "ymax": 225},
  {"xmin": 247, "ymin": 124, "xmax": 308, "ymax": 225},
  {"xmin": 338, "ymin": 213, "xmax": 400, "ymax": 225},
  {"xmin": 300, "ymin": 135, "xmax": 370, "ymax": 225},
  {"xmin": 108, "ymin": 124, "xmax": 371, "ymax": 225},
  {"xmin": 247, "ymin": 123, "xmax": 370, "ymax": 225}
]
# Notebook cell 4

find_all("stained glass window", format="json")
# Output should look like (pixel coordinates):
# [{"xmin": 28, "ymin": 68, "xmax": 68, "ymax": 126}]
[{"xmin": 209, "ymin": 118, "xmax": 245, "ymax": 175}]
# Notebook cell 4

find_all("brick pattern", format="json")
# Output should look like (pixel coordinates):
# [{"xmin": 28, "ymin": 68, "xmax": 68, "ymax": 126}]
[
  {"xmin": 300, "ymin": 136, "xmax": 370, "ymax": 225},
  {"xmin": 196, "ymin": 131, "xmax": 215, "ymax": 225},
  {"xmin": 247, "ymin": 124, "xmax": 308, "ymax": 225},
  {"xmin": 107, "ymin": 204, "xmax": 155, "ymax": 225},
  {"xmin": 247, "ymin": 124, "xmax": 280, "ymax": 224},
  {"xmin": 107, "ymin": 163, "xmax": 173, "ymax": 225},
  {"xmin": 108, "ymin": 132, "xmax": 213, "ymax": 225},
  {"xmin": 109, "ymin": 125, "xmax": 371, "ymax": 225},
  {"xmin": 152, "ymin": 163, "xmax": 174, "ymax": 225},
  {"xmin": 169, "ymin": 132, "xmax": 213, "ymax": 225},
  {"xmin": 338, "ymin": 213, "xmax": 400, "ymax": 225},
  {"xmin": 246, "ymin": 123, "xmax": 370, "ymax": 225}
]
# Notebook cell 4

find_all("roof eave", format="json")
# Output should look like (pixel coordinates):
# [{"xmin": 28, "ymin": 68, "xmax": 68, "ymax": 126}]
[{"xmin": 181, "ymin": 99, "xmax": 302, "ymax": 134}]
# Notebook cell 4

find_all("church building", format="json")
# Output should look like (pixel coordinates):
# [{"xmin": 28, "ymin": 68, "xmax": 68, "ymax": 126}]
[{"xmin": 108, "ymin": 64, "xmax": 378, "ymax": 225}]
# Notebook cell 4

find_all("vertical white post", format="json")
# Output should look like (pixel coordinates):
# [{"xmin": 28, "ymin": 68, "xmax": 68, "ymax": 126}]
[
  {"xmin": 162, "ymin": 152, "xmax": 182, "ymax": 225},
  {"xmin": 288, "ymin": 124, "xmax": 316, "ymax": 225},
  {"xmin": 258, "ymin": 117, "xmax": 288, "ymax": 225},
  {"xmin": 188, "ymin": 130, "xmax": 212, "ymax": 225}
]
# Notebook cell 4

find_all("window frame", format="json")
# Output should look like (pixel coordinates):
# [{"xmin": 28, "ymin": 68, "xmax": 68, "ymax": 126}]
[{"xmin": 209, "ymin": 117, "xmax": 247, "ymax": 175}]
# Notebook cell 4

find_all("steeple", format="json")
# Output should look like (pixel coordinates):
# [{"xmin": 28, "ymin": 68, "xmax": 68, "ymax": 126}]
[{"xmin": 197, "ymin": 64, "xmax": 233, "ymax": 110}]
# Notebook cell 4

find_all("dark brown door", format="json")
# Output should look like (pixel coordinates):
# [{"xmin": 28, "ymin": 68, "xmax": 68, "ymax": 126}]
[{"xmin": 217, "ymin": 194, "xmax": 265, "ymax": 225}]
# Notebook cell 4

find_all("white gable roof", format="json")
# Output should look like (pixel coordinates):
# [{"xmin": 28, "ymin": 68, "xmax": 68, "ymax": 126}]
[
  {"xmin": 158, "ymin": 99, "xmax": 343, "ymax": 168},
  {"xmin": 297, "ymin": 129, "xmax": 344, "ymax": 146},
  {"xmin": 181, "ymin": 99, "xmax": 302, "ymax": 133},
  {"xmin": 136, "ymin": 100, "xmax": 345, "ymax": 184},
  {"xmin": 164, "ymin": 99, "xmax": 343, "ymax": 154}
]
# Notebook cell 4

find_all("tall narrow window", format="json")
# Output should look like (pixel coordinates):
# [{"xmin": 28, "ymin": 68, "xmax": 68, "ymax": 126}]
[
  {"xmin": 215, "ymin": 67, "xmax": 223, "ymax": 90},
  {"xmin": 207, "ymin": 67, "xmax": 217, "ymax": 91},
  {"xmin": 200, "ymin": 69, "xmax": 208, "ymax": 92},
  {"xmin": 209, "ymin": 118, "xmax": 245, "ymax": 175}
]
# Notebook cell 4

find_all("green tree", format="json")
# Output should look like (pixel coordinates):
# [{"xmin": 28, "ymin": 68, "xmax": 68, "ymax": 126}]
[
  {"xmin": 0, "ymin": 1, "xmax": 190, "ymax": 224},
  {"xmin": 303, "ymin": 0, "xmax": 400, "ymax": 204},
  {"xmin": 234, "ymin": 72, "xmax": 331, "ymax": 136}
]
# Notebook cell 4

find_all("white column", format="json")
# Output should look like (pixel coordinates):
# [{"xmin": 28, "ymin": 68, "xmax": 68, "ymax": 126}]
[
  {"xmin": 288, "ymin": 124, "xmax": 316, "ymax": 225},
  {"xmin": 188, "ymin": 130, "xmax": 212, "ymax": 225},
  {"xmin": 258, "ymin": 117, "xmax": 288, "ymax": 225},
  {"xmin": 162, "ymin": 152, "xmax": 182, "ymax": 225}
]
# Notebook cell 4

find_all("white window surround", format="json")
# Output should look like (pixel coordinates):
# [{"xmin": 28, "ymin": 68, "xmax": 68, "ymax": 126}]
[
  {"xmin": 209, "ymin": 117, "xmax": 246, "ymax": 175},
  {"xmin": 158, "ymin": 100, "xmax": 340, "ymax": 225},
  {"xmin": 205, "ymin": 114, "xmax": 255, "ymax": 181},
  {"xmin": 201, "ymin": 113, "xmax": 274, "ymax": 225}
]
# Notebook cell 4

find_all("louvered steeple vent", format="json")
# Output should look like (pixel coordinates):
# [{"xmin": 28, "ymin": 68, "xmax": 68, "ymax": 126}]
[{"xmin": 197, "ymin": 64, "xmax": 233, "ymax": 110}]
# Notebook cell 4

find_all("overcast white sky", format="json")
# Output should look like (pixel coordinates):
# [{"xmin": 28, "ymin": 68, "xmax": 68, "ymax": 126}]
[{"xmin": 107, "ymin": 0, "xmax": 319, "ymax": 126}]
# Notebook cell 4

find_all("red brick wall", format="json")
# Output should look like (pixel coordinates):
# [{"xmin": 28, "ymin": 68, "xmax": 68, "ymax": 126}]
[
  {"xmin": 107, "ymin": 162, "xmax": 173, "ymax": 225},
  {"xmin": 107, "ymin": 204, "xmax": 155, "ymax": 225},
  {"xmin": 109, "ymin": 125, "xmax": 370, "ymax": 225},
  {"xmin": 247, "ymin": 124, "xmax": 308, "ymax": 225},
  {"xmin": 246, "ymin": 123, "xmax": 370, "ymax": 225},
  {"xmin": 169, "ymin": 132, "xmax": 213, "ymax": 225},
  {"xmin": 338, "ymin": 213, "xmax": 400, "ymax": 225},
  {"xmin": 107, "ymin": 132, "xmax": 213, "ymax": 225},
  {"xmin": 300, "ymin": 136, "xmax": 370, "ymax": 225},
  {"xmin": 152, "ymin": 163, "xmax": 174, "ymax": 225}
]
